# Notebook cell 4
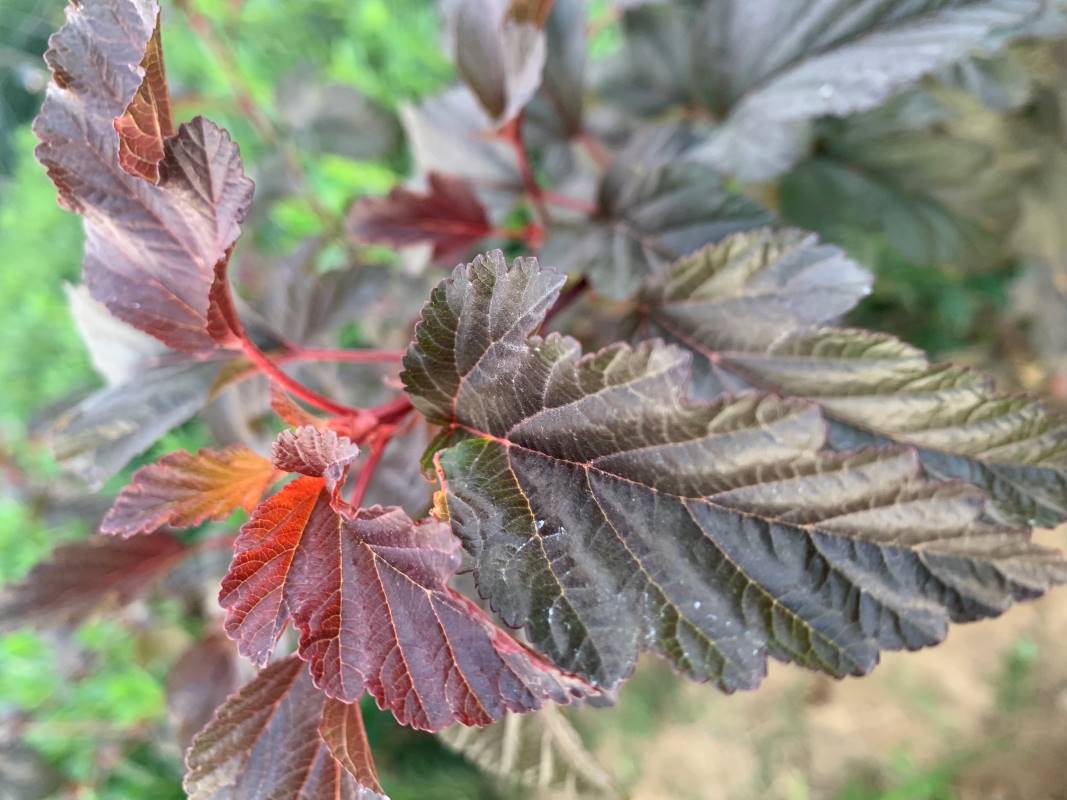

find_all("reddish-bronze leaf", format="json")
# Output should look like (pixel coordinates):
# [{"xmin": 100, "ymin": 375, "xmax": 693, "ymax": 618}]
[
  {"xmin": 184, "ymin": 655, "xmax": 385, "ymax": 800},
  {"xmin": 220, "ymin": 476, "xmax": 327, "ymax": 666},
  {"xmin": 33, "ymin": 0, "xmax": 253, "ymax": 352},
  {"xmin": 113, "ymin": 13, "xmax": 174, "ymax": 184},
  {"xmin": 221, "ymin": 427, "xmax": 593, "ymax": 730},
  {"xmin": 319, "ymin": 698, "xmax": 385, "ymax": 797},
  {"xmin": 271, "ymin": 385, "xmax": 325, "ymax": 430},
  {"xmin": 101, "ymin": 445, "xmax": 279, "ymax": 537},
  {"xmin": 0, "ymin": 534, "xmax": 184, "ymax": 631},
  {"xmin": 271, "ymin": 427, "xmax": 359, "ymax": 479},
  {"xmin": 347, "ymin": 172, "xmax": 491, "ymax": 265}
]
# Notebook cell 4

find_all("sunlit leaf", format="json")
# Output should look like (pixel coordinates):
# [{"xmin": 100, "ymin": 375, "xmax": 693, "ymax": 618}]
[
  {"xmin": 101, "ymin": 446, "xmax": 279, "ymax": 537},
  {"xmin": 221, "ymin": 427, "xmax": 593, "ymax": 729},
  {"xmin": 402, "ymin": 250, "xmax": 1067, "ymax": 690}
]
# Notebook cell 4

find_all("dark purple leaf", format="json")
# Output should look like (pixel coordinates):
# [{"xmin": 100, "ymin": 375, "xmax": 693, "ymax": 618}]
[{"xmin": 401, "ymin": 250, "xmax": 1067, "ymax": 691}]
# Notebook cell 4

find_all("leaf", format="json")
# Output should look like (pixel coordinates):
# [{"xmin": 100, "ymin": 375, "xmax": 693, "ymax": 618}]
[
  {"xmin": 600, "ymin": 1, "xmax": 1042, "ymax": 180},
  {"xmin": 48, "ymin": 359, "xmax": 228, "ymax": 490},
  {"xmin": 644, "ymin": 228, "xmax": 1067, "ymax": 526},
  {"xmin": 400, "ymin": 87, "xmax": 522, "ymax": 217},
  {"xmin": 101, "ymin": 446, "xmax": 279, "ymax": 537},
  {"xmin": 401, "ymin": 250, "xmax": 1067, "ymax": 691},
  {"xmin": 113, "ymin": 13, "xmax": 174, "ymax": 183},
  {"xmin": 543, "ymin": 127, "xmax": 771, "ymax": 298},
  {"xmin": 65, "ymin": 283, "xmax": 167, "ymax": 387},
  {"xmin": 444, "ymin": 0, "xmax": 552, "ymax": 125},
  {"xmin": 34, "ymin": 0, "xmax": 253, "ymax": 351},
  {"xmin": 525, "ymin": 0, "xmax": 587, "ymax": 142},
  {"xmin": 184, "ymin": 655, "xmax": 386, "ymax": 800},
  {"xmin": 167, "ymin": 633, "xmax": 242, "ymax": 750},
  {"xmin": 347, "ymin": 173, "xmax": 491, "ymax": 265},
  {"xmin": 0, "ymin": 533, "xmax": 184, "ymax": 631},
  {"xmin": 221, "ymin": 427, "xmax": 592, "ymax": 730},
  {"xmin": 780, "ymin": 89, "xmax": 1025, "ymax": 267},
  {"xmin": 440, "ymin": 705, "xmax": 618, "ymax": 799},
  {"xmin": 319, "ymin": 697, "xmax": 385, "ymax": 797}
]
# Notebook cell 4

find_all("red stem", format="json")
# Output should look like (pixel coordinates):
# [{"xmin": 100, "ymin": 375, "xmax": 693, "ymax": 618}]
[
  {"xmin": 238, "ymin": 336, "xmax": 363, "ymax": 417},
  {"xmin": 279, "ymin": 347, "xmax": 403, "ymax": 364},
  {"xmin": 501, "ymin": 114, "xmax": 548, "ymax": 224},
  {"xmin": 370, "ymin": 395, "xmax": 415, "ymax": 426},
  {"xmin": 350, "ymin": 432, "xmax": 389, "ymax": 509}
]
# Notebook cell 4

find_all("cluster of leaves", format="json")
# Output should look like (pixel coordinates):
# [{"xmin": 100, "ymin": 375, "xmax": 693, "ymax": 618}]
[{"xmin": 8, "ymin": 0, "xmax": 1067, "ymax": 797}]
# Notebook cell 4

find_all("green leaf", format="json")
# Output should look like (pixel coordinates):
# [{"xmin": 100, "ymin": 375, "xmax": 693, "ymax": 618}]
[
  {"xmin": 645, "ymin": 228, "xmax": 1067, "ymax": 526},
  {"xmin": 402, "ymin": 250, "xmax": 1066, "ymax": 691}
]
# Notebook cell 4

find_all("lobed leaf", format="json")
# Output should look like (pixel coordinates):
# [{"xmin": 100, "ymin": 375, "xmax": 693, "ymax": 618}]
[
  {"xmin": 101, "ymin": 445, "xmax": 279, "ymax": 537},
  {"xmin": 33, "ymin": 0, "xmax": 253, "ymax": 352},
  {"xmin": 0, "ymin": 534, "xmax": 184, "ymax": 631},
  {"xmin": 601, "ymin": 0, "xmax": 1043, "ymax": 180},
  {"xmin": 220, "ymin": 427, "xmax": 592, "ymax": 730},
  {"xmin": 543, "ymin": 128, "xmax": 771, "ymax": 298},
  {"xmin": 645, "ymin": 228, "xmax": 1067, "ymax": 526},
  {"xmin": 184, "ymin": 655, "xmax": 385, "ymax": 800},
  {"xmin": 347, "ymin": 173, "xmax": 491, "ymax": 265},
  {"xmin": 401, "ymin": 251, "xmax": 1067, "ymax": 691}
]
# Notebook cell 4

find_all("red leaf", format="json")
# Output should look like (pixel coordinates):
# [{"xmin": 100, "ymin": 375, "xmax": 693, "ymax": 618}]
[
  {"xmin": 0, "ymin": 533, "xmax": 184, "ymax": 631},
  {"xmin": 271, "ymin": 386, "xmax": 325, "ymax": 430},
  {"xmin": 113, "ymin": 14, "xmax": 174, "ymax": 184},
  {"xmin": 101, "ymin": 445, "xmax": 280, "ymax": 537},
  {"xmin": 221, "ymin": 428, "xmax": 594, "ymax": 730},
  {"xmin": 347, "ymin": 173, "xmax": 491, "ymax": 265},
  {"xmin": 319, "ymin": 698, "xmax": 385, "ymax": 797},
  {"xmin": 220, "ymin": 476, "xmax": 328, "ymax": 666},
  {"xmin": 184, "ymin": 655, "xmax": 384, "ymax": 800},
  {"xmin": 33, "ymin": 0, "xmax": 253, "ymax": 352}
]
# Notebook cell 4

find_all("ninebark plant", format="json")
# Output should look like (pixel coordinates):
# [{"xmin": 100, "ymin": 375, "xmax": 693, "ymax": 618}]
[{"xmin": 8, "ymin": 0, "xmax": 1067, "ymax": 797}]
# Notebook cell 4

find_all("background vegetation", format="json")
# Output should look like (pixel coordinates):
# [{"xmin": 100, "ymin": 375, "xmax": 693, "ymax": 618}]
[{"xmin": 1, "ymin": 1, "xmax": 1065, "ymax": 798}]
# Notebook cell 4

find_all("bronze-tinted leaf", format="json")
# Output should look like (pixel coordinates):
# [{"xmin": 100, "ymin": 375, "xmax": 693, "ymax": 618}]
[
  {"xmin": 645, "ymin": 228, "xmax": 1067, "ymax": 526},
  {"xmin": 319, "ymin": 698, "xmax": 384, "ymax": 797},
  {"xmin": 347, "ymin": 173, "xmax": 491, "ymax": 265},
  {"xmin": 401, "ymin": 251, "xmax": 1067, "ymax": 691},
  {"xmin": 113, "ymin": 14, "xmax": 174, "ymax": 184},
  {"xmin": 34, "ymin": 0, "xmax": 253, "ymax": 352},
  {"xmin": 184, "ymin": 655, "xmax": 385, "ymax": 800},
  {"xmin": 221, "ymin": 428, "xmax": 592, "ymax": 729},
  {"xmin": 101, "ymin": 446, "xmax": 279, "ymax": 537},
  {"xmin": 0, "ymin": 534, "xmax": 185, "ymax": 631}
]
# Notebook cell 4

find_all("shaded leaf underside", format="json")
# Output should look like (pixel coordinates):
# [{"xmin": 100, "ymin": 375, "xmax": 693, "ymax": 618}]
[
  {"xmin": 402, "ymin": 251, "xmax": 1066, "ymax": 691},
  {"xmin": 34, "ymin": 0, "xmax": 252, "ymax": 352},
  {"xmin": 644, "ymin": 228, "xmax": 1067, "ymax": 526}
]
